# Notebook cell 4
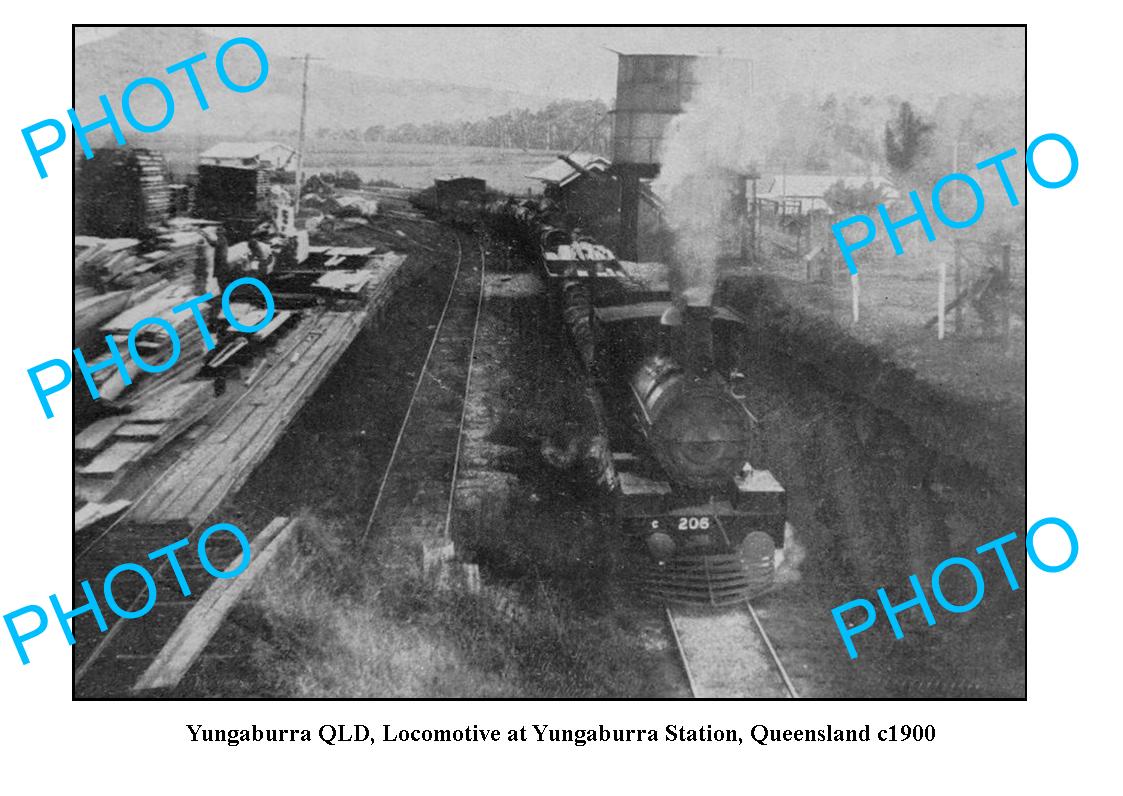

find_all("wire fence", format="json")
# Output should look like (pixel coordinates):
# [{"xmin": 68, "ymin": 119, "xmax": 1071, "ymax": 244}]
[{"xmin": 750, "ymin": 210, "xmax": 1025, "ymax": 351}]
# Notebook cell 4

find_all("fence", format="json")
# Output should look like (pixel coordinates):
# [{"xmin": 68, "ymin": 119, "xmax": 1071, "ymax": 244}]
[
  {"xmin": 933, "ymin": 240, "xmax": 1026, "ymax": 350},
  {"xmin": 759, "ymin": 229, "xmax": 1020, "ymax": 347}
]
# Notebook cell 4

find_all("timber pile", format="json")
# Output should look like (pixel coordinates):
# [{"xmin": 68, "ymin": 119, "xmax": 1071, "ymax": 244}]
[
  {"xmin": 102, "ymin": 282, "xmax": 200, "ymax": 337},
  {"xmin": 73, "ymin": 252, "xmax": 408, "ymax": 533},
  {"xmin": 77, "ymin": 148, "xmax": 171, "ymax": 237},
  {"xmin": 75, "ymin": 229, "xmax": 206, "ymax": 292},
  {"xmin": 78, "ymin": 282, "xmax": 211, "ymax": 405},
  {"xmin": 196, "ymin": 164, "xmax": 270, "ymax": 222},
  {"xmin": 75, "ymin": 380, "xmax": 215, "ymax": 511},
  {"xmin": 75, "ymin": 229, "xmax": 209, "ymax": 347}
]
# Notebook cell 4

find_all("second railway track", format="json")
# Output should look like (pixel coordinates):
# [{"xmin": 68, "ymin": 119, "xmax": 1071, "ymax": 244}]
[
  {"xmin": 667, "ymin": 599, "xmax": 800, "ymax": 698},
  {"xmin": 361, "ymin": 232, "xmax": 486, "ymax": 555}
]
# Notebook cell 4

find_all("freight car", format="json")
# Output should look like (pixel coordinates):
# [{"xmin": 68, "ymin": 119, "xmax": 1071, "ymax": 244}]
[{"xmin": 483, "ymin": 199, "xmax": 788, "ymax": 604}]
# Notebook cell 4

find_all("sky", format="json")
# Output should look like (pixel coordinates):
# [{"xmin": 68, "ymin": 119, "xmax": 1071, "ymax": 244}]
[{"xmin": 76, "ymin": 26, "xmax": 1025, "ymax": 102}]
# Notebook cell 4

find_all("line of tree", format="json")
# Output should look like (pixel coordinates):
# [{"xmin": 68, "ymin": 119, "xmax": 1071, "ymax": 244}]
[
  {"xmin": 380, "ymin": 99, "xmax": 611, "ymax": 151},
  {"xmin": 270, "ymin": 99, "xmax": 612, "ymax": 152}
]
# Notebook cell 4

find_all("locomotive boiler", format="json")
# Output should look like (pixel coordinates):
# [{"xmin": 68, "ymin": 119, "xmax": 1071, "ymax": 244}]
[{"xmin": 630, "ymin": 309, "xmax": 753, "ymax": 491}]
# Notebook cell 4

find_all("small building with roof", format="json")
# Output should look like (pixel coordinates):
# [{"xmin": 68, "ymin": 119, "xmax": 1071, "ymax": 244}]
[
  {"xmin": 756, "ymin": 173, "xmax": 898, "ymax": 216},
  {"xmin": 200, "ymin": 142, "xmax": 298, "ymax": 172},
  {"xmin": 527, "ymin": 152, "xmax": 618, "ymax": 235}
]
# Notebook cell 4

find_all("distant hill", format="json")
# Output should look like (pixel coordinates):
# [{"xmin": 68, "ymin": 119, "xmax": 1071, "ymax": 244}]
[{"xmin": 74, "ymin": 27, "xmax": 556, "ymax": 141}]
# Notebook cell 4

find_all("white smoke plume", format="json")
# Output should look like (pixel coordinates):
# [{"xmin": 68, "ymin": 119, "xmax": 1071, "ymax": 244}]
[{"xmin": 653, "ymin": 58, "xmax": 778, "ymax": 306}]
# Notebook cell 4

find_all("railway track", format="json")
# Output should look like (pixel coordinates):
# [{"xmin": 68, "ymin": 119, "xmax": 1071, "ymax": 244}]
[
  {"xmin": 666, "ymin": 599, "xmax": 800, "ymax": 698},
  {"xmin": 360, "ymin": 232, "xmax": 485, "ymax": 558}
]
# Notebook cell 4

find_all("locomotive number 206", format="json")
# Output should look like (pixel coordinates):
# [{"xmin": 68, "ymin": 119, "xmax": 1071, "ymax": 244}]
[{"xmin": 650, "ymin": 517, "xmax": 713, "ymax": 531}]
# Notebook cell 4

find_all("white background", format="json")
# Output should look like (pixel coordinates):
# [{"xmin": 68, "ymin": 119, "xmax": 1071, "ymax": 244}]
[{"xmin": 0, "ymin": 5, "xmax": 1112, "ymax": 793}]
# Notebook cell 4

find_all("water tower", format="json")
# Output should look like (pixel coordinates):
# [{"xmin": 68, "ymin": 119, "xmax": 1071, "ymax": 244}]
[{"xmin": 610, "ymin": 53, "xmax": 752, "ymax": 261}]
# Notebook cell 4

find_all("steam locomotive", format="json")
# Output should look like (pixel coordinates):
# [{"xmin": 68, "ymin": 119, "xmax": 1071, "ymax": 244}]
[{"xmin": 482, "ymin": 198, "xmax": 788, "ymax": 605}]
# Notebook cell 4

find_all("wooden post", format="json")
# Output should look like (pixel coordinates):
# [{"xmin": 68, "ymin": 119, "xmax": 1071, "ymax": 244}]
[
  {"xmin": 618, "ymin": 172, "xmax": 641, "ymax": 262},
  {"xmin": 293, "ymin": 54, "xmax": 310, "ymax": 218},
  {"xmin": 827, "ymin": 233, "xmax": 836, "ymax": 286},
  {"xmin": 954, "ymin": 241, "xmax": 963, "ymax": 334},
  {"xmin": 937, "ymin": 259, "xmax": 947, "ymax": 340},
  {"xmin": 1001, "ymin": 243, "xmax": 1012, "ymax": 353},
  {"xmin": 737, "ymin": 176, "xmax": 749, "ymax": 266},
  {"xmin": 750, "ymin": 177, "xmax": 759, "ymax": 264},
  {"xmin": 851, "ymin": 273, "xmax": 860, "ymax": 324}
]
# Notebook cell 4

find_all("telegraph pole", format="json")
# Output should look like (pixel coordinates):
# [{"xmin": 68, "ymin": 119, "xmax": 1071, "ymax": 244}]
[{"xmin": 294, "ymin": 53, "xmax": 311, "ymax": 218}]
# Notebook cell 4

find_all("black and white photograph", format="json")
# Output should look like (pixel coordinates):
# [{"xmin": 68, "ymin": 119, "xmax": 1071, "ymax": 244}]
[{"xmin": 66, "ymin": 25, "xmax": 1027, "ymax": 700}]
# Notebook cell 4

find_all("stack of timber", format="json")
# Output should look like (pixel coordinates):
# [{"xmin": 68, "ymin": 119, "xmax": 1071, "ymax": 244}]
[
  {"xmin": 73, "ymin": 219, "xmax": 304, "ymax": 414},
  {"xmin": 75, "ymin": 380, "xmax": 215, "ymax": 527},
  {"xmin": 73, "ymin": 252, "xmax": 408, "ymax": 540},
  {"xmin": 74, "ymin": 282, "xmax": 210, "ymax": 411},
  {"xmin": 75, "ymin": 228, "xmax": 208, "ymax": 292},
  {"xmin": 75, "ymin": 229, "xmax": 210, "ymax": 345},
  {"xmin": 97, "ymin": 283, "xmax": 212, "ymax": 394},
  {"xmin": 77, "ymin": 148, "xmax": 171, "ymax": 237},
  {"xmin": 195, "ymin": 164, "xmax": 271, "ymax": 227}
]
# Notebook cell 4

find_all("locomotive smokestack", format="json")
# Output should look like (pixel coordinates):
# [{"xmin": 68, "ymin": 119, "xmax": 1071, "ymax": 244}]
[{"xmin": 682, "ymin": 304, "xmax": 714, "ymax": 377}]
